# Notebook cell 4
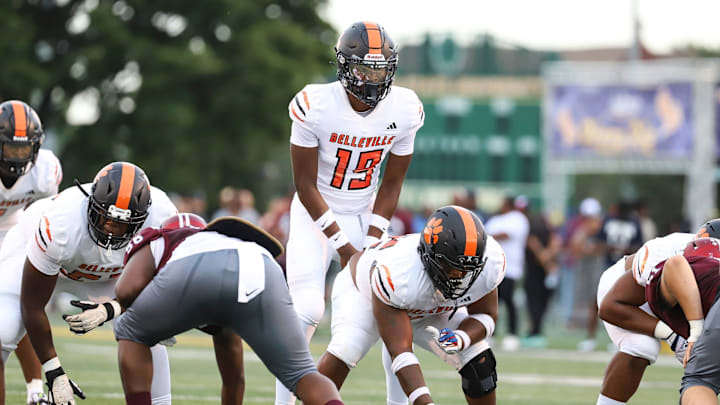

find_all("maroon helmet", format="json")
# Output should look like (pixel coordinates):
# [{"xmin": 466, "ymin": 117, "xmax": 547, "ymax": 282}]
[
  {"xmin": 683, "ymin": 237, "xmax": 720, "ymax": 259},
  {"xmin": 160, "ymin": 213, "xmax": 207, "ymax": 230}
]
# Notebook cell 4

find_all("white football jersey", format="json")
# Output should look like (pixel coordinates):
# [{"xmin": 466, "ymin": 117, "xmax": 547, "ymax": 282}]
[
  {"xmin": 289, "ymin": 81, "xmax": 424, "ymax": 214},
  {"xmin": 631, "ymin": 232, "xmax": 694, "ymax": 287},
  {"xmin": 355, "ymin": 233, "xmax": 506, "ymax": 320},
  {"xmin": 0, "ymin": 149, "xmax": 62, "ymax": 232},
  {"xmin": 26, "ymin": 183, "xmax": 178, "ymax": 282}
]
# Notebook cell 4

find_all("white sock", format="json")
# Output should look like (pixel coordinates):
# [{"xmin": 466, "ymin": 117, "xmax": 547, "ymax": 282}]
[
  {"xmin": 150, "ymin": 345, "xmax": 172, "ymax": 405},
  {"xmin": 26, "ymin": 378, "xmax": 44, "ymax": 401},
  {"xmin": 597, "ymin": 393, "xmax": 626, "ymax": 405}
]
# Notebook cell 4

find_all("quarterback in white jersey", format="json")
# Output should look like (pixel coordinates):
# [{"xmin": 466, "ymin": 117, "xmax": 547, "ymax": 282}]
[
  {"xmin": 317, "ymin": 206, "xmax": 505, "ymax": 405},
  {"xmin": 278, "ymin": 21, "xmax": 423, "ymax": 405},
  {"xmin": 595, "ymin": 230, "xmax": 698, "ymax": 405},
  {"xmin": 19, "ymin": 162, "xmax": 177, "ymax": 405},
  {"xmin": 0, "ymin": 100, "xmax": 62, "ymax": 405}
]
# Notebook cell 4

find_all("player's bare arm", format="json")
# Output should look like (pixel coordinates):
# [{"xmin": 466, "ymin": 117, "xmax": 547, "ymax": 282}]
[
  {"xmin": 212, "ymin": 327, "xmax": 245, "ymax": 405},
  {"xmin": 115, "ymin": 244, "xmax": 156, "ymax": 311},
  {"xmin": 657, "ymin": 255, "xmax": 705, "ymax": 366},
  {"xmin": 598, "ymin": 271, "xmax": 661, "ymax": 337},
  {"xmin": 291, "ymin": 144, "xmax": 358, "ymax": 265},
  {"xmin": 20, "ymin": 258, "xmax": 59, "ymax": 363},
  {"xmin": 460, "ymin": 289, "xmax": 499, "ymax": 343},
  {"xmin": 367, "ymin": 153, "xmax": 412, "ymax": 240},
  {"xmin": 372, "ymin": 293, "xmax": 433, "ymax": 405}
]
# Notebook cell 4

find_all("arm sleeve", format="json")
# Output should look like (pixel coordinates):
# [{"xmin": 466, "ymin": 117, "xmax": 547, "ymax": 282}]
[
  {"xmin": 27, "ymin": 215, "xmax": 64, "ymax": 276},
  {"xmin": 370, "ymin": 262, "xmax": 406, "ymax": 309},
  {"xmin": 290, "ymin": 121, "xmax": 319, "ymax": 148},
  {"xmin": 390, "ymin": 93, "xmax": 424, "ymax": 156}
]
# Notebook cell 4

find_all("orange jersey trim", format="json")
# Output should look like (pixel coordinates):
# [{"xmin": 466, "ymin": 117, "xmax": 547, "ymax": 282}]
[
  {"xmin": 43, "ymin": 216, "xmax": 52, "ymax": 242},
  {"xmin": 35, "ymin": 233, "xmax": 46, "ymax": 252},
  {"xmin": 381, "ymin": 264, "xmax": 395, "ymax": 291},
  {"xmin": 291, "ymin": 106, "xmax": 304, "ymax": 122},
  {"xmin": 455, "ymin": 207, "xmax": 477, "ymax": 256},
  {"xmin": 115, "ymin": 163, "xmax": 136, "ymax": 210},
  {"xmin": 301, "ymin": 90, "xmax": 310, "ymax": 110},
  {"xmin": 11, "ymin": 101, "xmax": 27, "ymax": 138}
]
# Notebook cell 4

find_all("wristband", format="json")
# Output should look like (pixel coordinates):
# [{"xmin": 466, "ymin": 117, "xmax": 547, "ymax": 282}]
[
  {"xmin": 455, "ymin": 329, "xmax": 471, "ymax": 350},
  {"xmin": 363, "ymin": 235, "xmax": 380, "ymax": 249},
  {"xmin": 328, "ymin": 230, "xmax": 350, "ymax": 251},
  {"xmin": 314, "ymin": 209, "xmax": 336, "ymax": 231},
  {"xmin": 688, "ymin": 319, "xmax": 704, "ymax": 343},
  {"xmin": 470, "ymin": 313, "xmax": 495, "ymax": 338},
  {"xmin": 104, "ymin": 300, "xmax": 122, "ymax": 321},
  {"xmin": 391, "ymin": 351, "xmax": 420, "ymax": 374},
  {"xmin": 653, "ymin": 320, "xmax": 674, "ymax": 340},
  {"xmin": 408, "ymin": 386, "xmax": 430, "ymax": 404},
  {"xmin": 370, "ymin": 214, "xmax": 390, "ymax": 233},
  {"xmin": 42, "ymin": 357, "xmax": 61, "ymax": 373}
]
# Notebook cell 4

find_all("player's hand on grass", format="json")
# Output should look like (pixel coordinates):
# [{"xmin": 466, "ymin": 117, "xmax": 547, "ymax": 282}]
[
  {"xmin": 44, "ymin": 358, "xmax": 85, "ymax": 404},
  {"xmin": 62, "ymin": 299, "xmax": 121, "ymax": 334}
]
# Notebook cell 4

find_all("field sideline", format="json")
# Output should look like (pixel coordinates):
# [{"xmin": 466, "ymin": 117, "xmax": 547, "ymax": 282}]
[{"xmin": 4, "ymin": 323, "xmax": 683, "ymax": 404}]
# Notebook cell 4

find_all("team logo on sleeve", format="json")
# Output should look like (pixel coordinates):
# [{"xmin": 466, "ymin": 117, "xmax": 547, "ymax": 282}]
[{"xmin": 423, "ymin": 217, "xmax": 443, "ymax": 245}]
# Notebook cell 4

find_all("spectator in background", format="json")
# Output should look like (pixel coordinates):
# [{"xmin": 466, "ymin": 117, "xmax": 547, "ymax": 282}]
[
  {"xmin": 635, "ymin": 199, "xmax": 657, "ymax": 242},
  {"xmin": 452, "ymin": 188, "xmax": 486, "ymax": 221},
  {"xmin": 578, "ymin": 200, "xmax": 642, "ymax": 352},
  {"xmin": 411, "ymin": 205, "xmax": 434, "ymax": 233},
  {"xmin": 212, "ymin": 187, "xmax": 260, "ymax": 224},
  {"xmin": 169, "ymin": 190, "xmax": 208, "ymax": 219},
  {"xmin": 485, "ymin": 196, "xmax": 530, "ymax": 351},
  {"xmin": 260, "ymin": 194, "xmax": 292, "ymax": 269},
  {"xmin": 388, "ymin": 206, "xmax": 413, "ymax": 236},
  {"xmin": 518, "ymin": 196, "xmax": 562, "ymax": 349},
  {"xmin": 558, "ymin": 197, "xmax": 602, "ymax": 327}
]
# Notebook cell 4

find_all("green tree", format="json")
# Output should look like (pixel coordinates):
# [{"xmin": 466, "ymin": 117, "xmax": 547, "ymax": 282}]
[{"xmin": 0, "ymin": 0, "xmax": 336, "ymax": 211}]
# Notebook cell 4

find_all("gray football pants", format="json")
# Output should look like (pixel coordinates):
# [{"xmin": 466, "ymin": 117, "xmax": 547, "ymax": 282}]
[{"xmin": 114, "ymin": 249, "xmax": 316, "ymax": 393}]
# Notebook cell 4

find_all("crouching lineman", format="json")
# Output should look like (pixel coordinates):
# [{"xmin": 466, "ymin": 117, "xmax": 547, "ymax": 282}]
[
  {"xmin": 0, "ymin": 100, "xmax": 62, "ymax": 405},
  {"xmin": 20, "ymin": 162, "xmax": 177, "ymax": 405},
  {"xmin": 597, "ymin": 220, "xmax": 720, "ymax": 405},
  {"xmin": 317, "ymin": 206, "xmax": 506, "ymax": 404},
  {"xmin": 602, "ymin": 237, "xmax": 720, "ymax": 404},
  {"xmin": 113, "ymin": 215, "xmax": 344, "ymax": 405}
]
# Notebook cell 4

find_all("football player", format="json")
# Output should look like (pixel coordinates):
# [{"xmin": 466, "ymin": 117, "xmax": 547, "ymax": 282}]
[
  {"xmin": 597, "ymin": 220, "xmax": 720, "ymax": 405},
  {"xmin": 603, "ymin": 237, "xmax": 720, "ymax": 404},
  {"xmin": 18, "ymin": 162, "xmax": 177, "ymax": 405},
  {"xmin": 278, "ymin": 21, "xmax": 424, "ymax": 405},
  {"xmin": 0, "ymin": 100, "xmax": 62, "ymax": 405},
  {"xmin": 317, "ymin": 206, "xmax": 505, "ymax": 405},
  {"xmin": 115, "ymin": 215, "xmax": 344, "ymax": 405}
]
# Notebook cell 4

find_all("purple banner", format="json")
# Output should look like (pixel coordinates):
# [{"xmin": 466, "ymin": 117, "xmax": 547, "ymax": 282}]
[{"xmin": 551, "ymin": 83, "xmax": 693, "ymax": 158}]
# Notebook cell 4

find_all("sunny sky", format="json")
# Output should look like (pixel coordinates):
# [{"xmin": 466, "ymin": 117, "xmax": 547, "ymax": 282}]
[{"xmin": 320, "ymin": 0, "xmax": 720, "ymax": 53}]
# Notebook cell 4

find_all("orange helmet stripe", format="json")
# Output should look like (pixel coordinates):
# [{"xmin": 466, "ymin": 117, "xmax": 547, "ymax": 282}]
[
  {"xmin": 364, "ymin": 22, "xmax": 382, "ymax": 54},
  {"xmin": 455, "ymin": 207, "xmax": 478, "ymax": 256},
  {"xmin": 115, "ymin": 163, "xmax": 136, "ymax": 210},
  {"xmin": 11, "ymin": 101, "xmax": 27, "ymax": 138}
]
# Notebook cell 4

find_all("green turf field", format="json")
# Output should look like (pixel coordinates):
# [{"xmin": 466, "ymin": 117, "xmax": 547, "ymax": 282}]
[{"xmin": 4, "ymin": 322, "xmax": 683, "ymax": 404}]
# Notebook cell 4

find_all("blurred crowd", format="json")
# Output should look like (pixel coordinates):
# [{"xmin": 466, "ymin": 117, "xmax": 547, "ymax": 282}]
[{"xmin": 169, "ymin": 186, "xmax": 678, "ymax": 352}]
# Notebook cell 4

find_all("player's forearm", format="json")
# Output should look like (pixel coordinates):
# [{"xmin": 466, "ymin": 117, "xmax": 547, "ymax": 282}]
[
  {"xmin": 20, "ymin": 307, "xmax": 57, "ymax": 363},
  {"xmin": 370, "ymin": 182, "xmax": 402, "ymax": 237},
  {"xmin": 395, "ymin": 364, "xmax": 433, "ymax": 404}
]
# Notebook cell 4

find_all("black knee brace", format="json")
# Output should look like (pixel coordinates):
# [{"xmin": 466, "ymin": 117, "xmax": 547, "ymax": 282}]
[{"xmin": 459, "ymin": 348, "xmax": 497, "ymax": 398}]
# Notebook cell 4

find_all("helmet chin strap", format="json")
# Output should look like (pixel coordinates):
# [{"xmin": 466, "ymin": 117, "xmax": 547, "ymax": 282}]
[{"xmin": 74, "ymin": 179, "xmax": 91, "ymax": 197}]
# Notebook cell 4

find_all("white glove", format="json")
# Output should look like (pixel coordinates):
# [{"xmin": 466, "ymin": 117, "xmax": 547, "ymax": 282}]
[
  {"xmin": 63, "ymin": 300, "xmax": 121, "ymax": 334},
  {"xmin": 43, "ymin": 358, "xmax": 85, "ymax": 404},
  {"xmin": 425, "ymin": 326, "xmax": 469, "ymax": 355},
  {"xmin": 668, "ymin": 332, "xmax": 688, "ymax": 365}
]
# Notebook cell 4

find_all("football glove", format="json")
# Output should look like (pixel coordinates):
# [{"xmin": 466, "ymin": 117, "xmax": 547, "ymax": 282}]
[
  {"xmin": 44, "ymin": 358, "xmax": 85, "ymax": 404},
  {"xmin": 425, "ymin": 326, "xmax": 469, "ymax": 355},
  {"xmin": 62, "ymin": 300, "xmax": 121, "ymax": 334},
  {"xmin": 668, "ymin": 332, "xmax": 688, "ymax": 365}
]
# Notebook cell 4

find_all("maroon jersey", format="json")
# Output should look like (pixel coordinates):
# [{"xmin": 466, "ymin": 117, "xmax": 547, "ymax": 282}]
[
  {"xmin": 124, "ymin": 227, "xmax": 201, "ymax": 272},
  {"xmin": 646, "ymin": 256, "xmax": 720, "ymax": 338}
]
